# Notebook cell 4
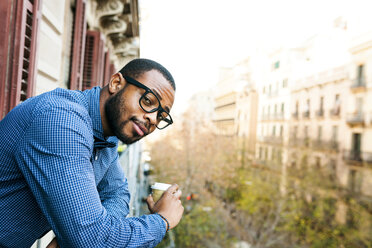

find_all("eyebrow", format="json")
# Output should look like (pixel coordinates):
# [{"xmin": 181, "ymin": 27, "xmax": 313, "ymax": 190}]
[{"xmin": 151, "ymin": 88, "xmax": 163, "ymax": 101}]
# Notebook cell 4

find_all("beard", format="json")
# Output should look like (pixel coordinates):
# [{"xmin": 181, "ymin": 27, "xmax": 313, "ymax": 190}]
[{"xmin": 104, "ymin": 88, "xmax": 138, "ymax": 145}]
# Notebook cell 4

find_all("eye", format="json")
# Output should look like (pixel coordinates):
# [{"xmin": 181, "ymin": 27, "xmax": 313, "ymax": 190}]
[
  {"xmin": 143, "ymin": 95, "xmax": 152, "ymax": 106},
  {"xmin": 157, "ymin": 111, "xmax": 167, "ymax": 121}
]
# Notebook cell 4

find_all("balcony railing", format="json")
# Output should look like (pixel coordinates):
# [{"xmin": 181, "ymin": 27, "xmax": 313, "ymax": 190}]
[
  {"xmin": 302, "ymin": 111, "xmax": 310, "ymax": 118},
  {"xmin": 328, "ymin": 140, "xmax": 339, "ymax": 152},
  {"xmin": 292, "ymin": 112, "xmax": 299, "ymax": 119},
  {"xmin": 346, "ymin": 112, "xmax": 364, "ymax": 125},
  {"xmin": 302, "ymin": 137, "xmax": 310, "ymax": 147},
  {"xmin": 312, "ymin": 139, "xmax": 325, "ymax": 150},
  {"xmin": 289, "ymin": 137, "xmax": 300, "ymax": 146},
  {"xmin": 312, "ymin": 139, "xmax": 339, "ymax": 151},
  {"xmin": 273, "ymin": 112, "xmax": 284, "ymax": 120},
  {"xmin": 343, "ymin": 150, "xmax": 372, "ymax": 164},
  {"xmin": 316, "ymin": 109, "xmax": 324, "ymax": 118},
  {"xmin": 350, "ymin": 78, "xmax": 366, "ymax": 90},
  {"xmin": 329, "ymin": 107, "xmax": 341, "ymax": 117}
]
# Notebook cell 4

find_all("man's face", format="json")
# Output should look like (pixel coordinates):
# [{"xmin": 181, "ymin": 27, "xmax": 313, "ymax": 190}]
[{"xmin": 105, "ymin": 70, "xmax": 175, "ymax": 144}]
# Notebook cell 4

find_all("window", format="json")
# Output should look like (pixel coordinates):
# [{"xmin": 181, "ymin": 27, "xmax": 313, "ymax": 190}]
[
  {"xmin": 69, "ymin": 0, "xmax": 87, "ymax": 90},
  {"xmin": 273, "ymin": 60, "xmax": 280, "ymax": 70},
  {"xmin": 281, "ymin": 103, "xmax": 285, "ymax": 113},
  {"xmin": 282, "ymin": 78, "xmax": 288, "ymax": 88},
  {"xmin": 356, "ymin": 64, "xmax": 365, "ymax": 86},
  {"xmin": 272, "ymin": 125, "xmax": 276, "ymax": 136},
  {"xmin": 0, "ymin": 0, "xmax": 41, "ymax": 119},
  {"xmin": 280, "ymin": 125, "xmax": 283, "ymax": 137},
  {"xmin": 82, "ymin": 30, "xmax": 106, "ymax": 90},
  {"xmin": 317, "ymin": 126, "xmax": 322, "ymax": 141},
  {"xmin": 332, "ymin": 126, "xmax": 338, "ymax": 142}
]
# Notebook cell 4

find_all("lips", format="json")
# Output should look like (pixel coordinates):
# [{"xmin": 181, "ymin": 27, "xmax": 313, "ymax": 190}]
[{"xmin": 132, "ymin": 121, "xmax": 148, "ymax": 137}]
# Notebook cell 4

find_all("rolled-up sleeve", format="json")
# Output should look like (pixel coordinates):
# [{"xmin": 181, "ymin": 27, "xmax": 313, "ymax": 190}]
[{"xmin": 15, "ymin": 104, "xmax": 166, "ymax": 247}]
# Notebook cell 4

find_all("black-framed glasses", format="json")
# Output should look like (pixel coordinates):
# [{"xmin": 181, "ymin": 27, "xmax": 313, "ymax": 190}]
[{"xmin": 123, "ymin": 75, "xmax": 173, "ymax": 129}]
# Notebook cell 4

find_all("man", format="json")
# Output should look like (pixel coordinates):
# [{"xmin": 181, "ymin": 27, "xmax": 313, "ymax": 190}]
[{"xmin": 0, "ymin": 58, "xmax": 184, "ymax": 247}]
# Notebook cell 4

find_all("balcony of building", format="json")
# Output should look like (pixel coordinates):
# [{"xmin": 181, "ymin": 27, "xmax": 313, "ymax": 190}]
[
  {"xmin": 312, "ymin": 139, "xmax": 325, "ymax": 150},
  {"xmin": 350, "ymin": 78, "xmax": 367, "ymax": 93},
  {"xmin": 316, "ymin": 109, "xmax": 324, "ymax": 118},
  {"xmin": 312, "ymin": 139, "xmax": 339, "ymax": 152},
  {"xmin": 329, "ymin": 107, "xmax": 341, "ymax": 118},
  {"xmin": 346, "ymin": 112, "xmax": 365, "ymax": 126},
  {"xmin": 265, "ymin": 135, "xmax": 284, "ymax": 145},
  {"xmin": 343, "ymin": 150, "xmax": 372, "ymax": 165},
  {"xmin": 273, "ymin": 112, "xmax": 285, "ymax": 120},
  {"xmin": 302, "ymin": 110, "xmax": 310, "ymax": 119},
  {"xmin": 292, "ymin": 111, "xmax": 299, "ymax": 120}
]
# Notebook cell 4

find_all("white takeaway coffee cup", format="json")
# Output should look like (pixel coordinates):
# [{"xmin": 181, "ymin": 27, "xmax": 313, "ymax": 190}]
[{"xmin": 151, "ymin": 182, "xmax": 172, "ymax": 202}]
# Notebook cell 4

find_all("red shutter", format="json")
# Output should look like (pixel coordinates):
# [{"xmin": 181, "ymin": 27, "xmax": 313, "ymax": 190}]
[
  {"xmin": 69, "ymin": 0, "xmax": 87, "ymax": 90},
  {"xmin": 0, "ymin": 0, "xmax": 41, "ymax": 119},
  {"xmin": 82, "ymin": 30, "xmax": 105, "ymax": 90},
  {"xmin": 103, "ymin": 51, "xmax": 111, "ymax": 86},
  {"xmin": 109, "ymin": 63, "xmax": 117, "ymax": 78}
]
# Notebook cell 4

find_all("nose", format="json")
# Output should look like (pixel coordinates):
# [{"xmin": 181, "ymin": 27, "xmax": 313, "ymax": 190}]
[{"xmin": 144, "ymin": 111, "xmax": 158, "ymax": 127}]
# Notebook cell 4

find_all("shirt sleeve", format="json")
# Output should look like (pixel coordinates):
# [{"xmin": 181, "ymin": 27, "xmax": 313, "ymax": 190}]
[
  {"xmin": 97, "ymin": 155, "xmax": 131, "ymax": 219},
  {"xmin": 15, "ymin": 104, "xmax": 166, "ymax": 247}
]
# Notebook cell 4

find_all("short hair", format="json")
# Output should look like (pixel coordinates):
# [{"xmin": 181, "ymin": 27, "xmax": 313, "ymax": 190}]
[{"xmin": 118, "ymin": 58, "xmax": 176, "ymax": 90}]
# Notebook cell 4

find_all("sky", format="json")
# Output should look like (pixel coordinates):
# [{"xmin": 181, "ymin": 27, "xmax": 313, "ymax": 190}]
[{"xmin": 139, "ymin": 0, "xmax": 372, "ymax": 116}]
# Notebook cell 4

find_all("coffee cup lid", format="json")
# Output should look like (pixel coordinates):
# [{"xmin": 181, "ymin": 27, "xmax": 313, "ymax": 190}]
[{"xmin": 151, "ymin": 182, "xmax": 171, "ymax": 191}]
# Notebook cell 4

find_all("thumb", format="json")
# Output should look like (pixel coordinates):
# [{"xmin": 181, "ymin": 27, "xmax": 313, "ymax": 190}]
[{"xmin": 146, "ymin": 194, "xmax": 155, "ymax": 213}]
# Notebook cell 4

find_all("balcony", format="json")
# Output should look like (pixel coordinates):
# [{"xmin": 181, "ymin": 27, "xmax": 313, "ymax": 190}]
[
  {"xmin": 316, "ymin": 109, "xmax": 324, "ymax": 118},
  {"xmin": 273, "ymin": 112, "xmax": 284, "ymax": 120},
  {"xmin": 350, "ymin": 78, "xmax": 367, "ymax": 93},
  {"xmin": 312, "ymin": 140, "xmax": 339, "ymax": 152},
  {"xmin": 329, "ymin": 107, "xmax": 341, "ymax": 118},
  {"xmin": 312, "ymin": 139, "xmax": 325, "ymax": 150},
  {"xmin": 289, "ymin": 137, "xmax": 301, "ymax": 147},
  {"xmin": 343, "ymin": 150, "xmax": 372, "ymax": 164},
  {"xmin": 301, "ymin": 137, "xmax": 310, "ymax": 148},
  {"xmin": 260, "ymin": 136, "xmax": 284, "ymax": 145},
  {"xmin": 302, "ymin": 110, "xmax": 310, "ymax": 119},
  {"xmin": 346, "ymin": 112, "xmax": 364, "ymax": 126},
  {"xmin": 328, "ymin": 140, "xmax": 339, "ymax": 152}
]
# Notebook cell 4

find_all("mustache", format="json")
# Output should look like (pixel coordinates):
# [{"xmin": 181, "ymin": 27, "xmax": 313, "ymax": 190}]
[{"xmin": 131, "ymin": 117, "xmax": 150, "ymax": 132}]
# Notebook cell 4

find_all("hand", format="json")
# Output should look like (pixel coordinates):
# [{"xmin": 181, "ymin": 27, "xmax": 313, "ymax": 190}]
[
  {"xmin": 146, "ymin": 184, "xmax": 184, "ymax": 230},
  {"xmin": 46, "ymin": 237, "xmax": 59, "ymax": 248}
]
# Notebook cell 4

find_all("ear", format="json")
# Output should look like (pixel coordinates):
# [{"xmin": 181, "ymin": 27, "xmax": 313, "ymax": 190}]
[{"xmin": 108, "ymin": 73, "xmax": 126, "ymax": 94}]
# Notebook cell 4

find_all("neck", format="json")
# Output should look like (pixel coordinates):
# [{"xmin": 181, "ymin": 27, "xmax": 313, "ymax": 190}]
[{"xmin": 99, "ymin": 86, "xmax": 113, "ymax": 137}]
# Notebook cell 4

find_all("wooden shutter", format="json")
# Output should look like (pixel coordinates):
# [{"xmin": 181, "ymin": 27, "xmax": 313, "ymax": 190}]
[
  {"xmin": 0, "ymin": 0, "xmax": 41, "ymax": 119},
  {"xmin": 82, "ymin": 30, "xmax": 105, "ymax": 90},
  {"xmin": 103, "ymin": 51, "xmax": 111, "ymax": 86},
  {"xmin": 69, "ymin": 0, "xmax": 87, "ymax": 90},
  {"xmin": 109, "ymin": 63, "xmax": 117, "ymax": 78}
]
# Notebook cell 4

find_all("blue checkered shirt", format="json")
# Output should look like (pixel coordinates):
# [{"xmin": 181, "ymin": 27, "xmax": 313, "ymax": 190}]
[{"xmin": 0, "ymin": 87, "xmax": 166, "ymax": 247}]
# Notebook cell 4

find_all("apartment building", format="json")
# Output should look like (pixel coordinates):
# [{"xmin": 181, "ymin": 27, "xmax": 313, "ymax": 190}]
[
  {"xmin": 255, "ymin": 48, "xmax": 297, "ymax": 171},
  {"xmin": 288, "ymin": 65, "xmax": 349, "ymax": 181},
  {"xmin": 213, "ymin": 58, "xmax": 258, "ymax": 140},
  {"xmin": 213, "ymin": 67, "xmax": 238, "ymax": 135},
  {"xmin": 345, "ymin": 32, "xmax": 372, "ymax": 198}
]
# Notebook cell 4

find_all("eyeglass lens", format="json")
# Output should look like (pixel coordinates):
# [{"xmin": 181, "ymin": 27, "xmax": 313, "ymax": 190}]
[{"xmin": 140, "ymin": 91, "xmax": 171, "ymax": 129}]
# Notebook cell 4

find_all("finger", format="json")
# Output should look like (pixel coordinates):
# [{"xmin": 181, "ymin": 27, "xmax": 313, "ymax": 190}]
[
  {"xmin": 166, "ymin": 184, "xmax": 179, "ymax": 193},
  {"xmin": 146, "ymin": 194, "xmax": 155, "ymax": 211},
  {"xmin": 173, "ymin": 189, "xmax": 182, "ymax": 199},
  {"xmin": 46, "ymin": 237, "xmax": 58, "ymax": 248}
]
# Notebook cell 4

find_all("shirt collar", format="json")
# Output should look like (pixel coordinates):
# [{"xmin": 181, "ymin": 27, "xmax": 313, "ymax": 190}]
[{"xmin": 84, "ymin": 87, "xmax": 118, "ymax": 147}]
